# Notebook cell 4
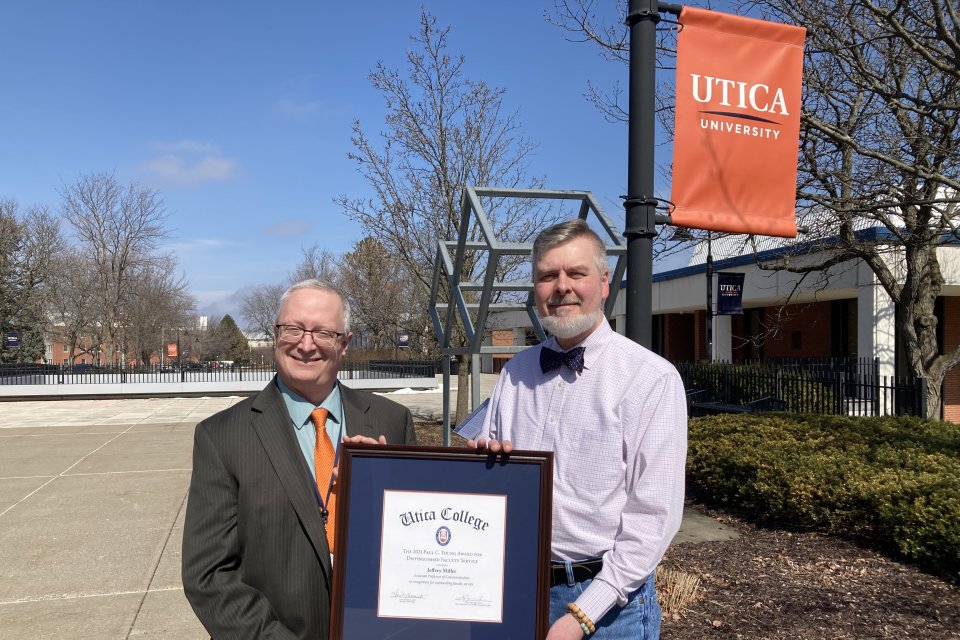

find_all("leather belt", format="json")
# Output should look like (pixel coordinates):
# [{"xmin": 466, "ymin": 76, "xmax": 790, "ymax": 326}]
[{"xmin": 550, "ymin": 559, "xmax": 603, "ymax": 586}]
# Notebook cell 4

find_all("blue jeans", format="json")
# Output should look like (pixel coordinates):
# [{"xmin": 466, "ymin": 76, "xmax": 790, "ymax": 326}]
[{"xmin": 549, "ymin": 568, "xmax": 660, "ymax": 639}]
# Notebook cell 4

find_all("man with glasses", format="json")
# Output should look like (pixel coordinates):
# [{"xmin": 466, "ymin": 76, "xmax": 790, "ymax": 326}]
[{"xmin": 183, "ymin": 279, "xmax": 416, "ymax": 640}]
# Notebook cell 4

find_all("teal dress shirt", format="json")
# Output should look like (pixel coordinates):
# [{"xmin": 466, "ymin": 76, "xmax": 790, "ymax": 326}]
[{"xmin": 277, "ymin": 377, "xmax": 346, "ymax": 483}]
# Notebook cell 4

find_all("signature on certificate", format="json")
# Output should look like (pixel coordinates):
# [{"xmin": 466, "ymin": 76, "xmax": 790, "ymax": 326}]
[
  {"xmin": 389, "ymin": 590, "xmax": 426, "ymax": 604},
  {"xmin": 455, "ymin": 594, "xmax": 492, "ymax": 607}
]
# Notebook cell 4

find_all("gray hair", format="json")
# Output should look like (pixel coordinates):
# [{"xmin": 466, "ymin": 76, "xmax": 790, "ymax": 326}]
[
  {"xmin": 277, "ymin": 279, "xmax": 352, "ymax": 332},
  {"xmin": 531, "ymin": 219, "xmax": 608, "ymax": 276}
]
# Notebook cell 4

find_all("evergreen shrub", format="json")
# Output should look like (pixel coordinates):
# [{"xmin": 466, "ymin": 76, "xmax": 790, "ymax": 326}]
[{"xmin": 687, "ymin": 413, "xmax": 960, "ymax": 578}]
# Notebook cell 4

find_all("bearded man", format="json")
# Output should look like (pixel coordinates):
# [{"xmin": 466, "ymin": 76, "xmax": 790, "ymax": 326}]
[{"xmin": 471, "ymin": 219, "xmax": 687, "ymax": 640}]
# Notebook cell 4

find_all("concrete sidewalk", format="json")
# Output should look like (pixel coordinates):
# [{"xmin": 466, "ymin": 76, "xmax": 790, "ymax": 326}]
[{"xmin": 0, "ymin": 391, "xmax": 737, "ymax": 640}]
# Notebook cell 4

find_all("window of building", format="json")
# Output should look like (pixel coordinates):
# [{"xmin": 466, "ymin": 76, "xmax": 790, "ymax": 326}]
[{"xmin": 63, "ymin": 344, "xmax": 69, "ymax": 352}]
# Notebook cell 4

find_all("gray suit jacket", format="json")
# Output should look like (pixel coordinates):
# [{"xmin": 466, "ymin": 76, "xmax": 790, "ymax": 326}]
[{"xmin": 182, "ymin": 378, "xmax": 416, "ymax": 639}]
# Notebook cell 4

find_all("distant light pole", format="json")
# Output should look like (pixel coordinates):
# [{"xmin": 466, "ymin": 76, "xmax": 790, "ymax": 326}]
[
  {"xmin": 670, "ymin": 227, "xmax": 715, "ymax": 362},
  {"xmin": 706, "ymin": 230, "xmax": 714, "ymax": 362}
]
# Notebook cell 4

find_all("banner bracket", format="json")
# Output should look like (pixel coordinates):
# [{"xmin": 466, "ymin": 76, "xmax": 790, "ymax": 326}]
[
  {"xmin": 622, "ymin": 196, "xmax": 662, "ymax": 238},
  {"xmin": 626, "ymin": 1, "xmax": 683, "ymax": 25},
  {"xmin": 658, "ymin": 3, "xmax": 683, "ymax": 16}
]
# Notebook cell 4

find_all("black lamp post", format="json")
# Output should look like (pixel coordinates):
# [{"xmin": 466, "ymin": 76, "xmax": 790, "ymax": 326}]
[{"xmin": 624, "ymin": 0, "xmax": 683, "ymax": 348}]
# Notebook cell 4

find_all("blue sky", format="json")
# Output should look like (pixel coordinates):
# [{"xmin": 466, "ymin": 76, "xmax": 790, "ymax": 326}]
[{"xmin": 0, "ymin": 1, "xmax": 692, "ymax": 323}]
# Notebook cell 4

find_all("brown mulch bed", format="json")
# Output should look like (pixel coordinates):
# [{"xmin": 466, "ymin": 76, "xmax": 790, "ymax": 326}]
[
  {"xmin": 415, "ymin": 421, "xmax": 960, "ymax": 639},
  {"xmin": 659, "ymin": 505, "xmax": 959, "ymax": 639}
]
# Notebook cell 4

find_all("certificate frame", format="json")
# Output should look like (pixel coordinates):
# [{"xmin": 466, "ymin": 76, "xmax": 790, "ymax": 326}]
[{"xmin": 330, "ymin": 444, "xmax": 553, "ymax": 640}]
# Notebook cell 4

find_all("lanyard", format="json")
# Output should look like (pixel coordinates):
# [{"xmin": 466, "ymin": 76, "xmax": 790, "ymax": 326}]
[{"xmin": 312, "ymin": 415, "xmax": 344, "ymax": 525}]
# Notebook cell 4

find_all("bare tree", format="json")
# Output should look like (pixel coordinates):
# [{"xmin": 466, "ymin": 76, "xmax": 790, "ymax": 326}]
[
  {"xmin": 47, "ymin": 249, "xmax": 101, "ymax": 366},
  {"xmin": 336, "ymin": 8, "xmax": 558, "ymax": 420},
  {"xmin": 181, "ymin": 314, "xmax": 213, "ymax": 365},
  {"xmin": 124, "ymin": 254, "xmax": 196, "ymax": 365},
  {"xmin": 737, "ymin": 0, "xmax": 960, "ymax": 417},
  {"xmin": 241, "ymin": 283, "xmax": 286, "ymax": 340},
  {"xmin": 289, "ymin": 243, "xmax": 339, "ymax": 283},
  {"xmin": 339, "ymin": 236, "xmax": 425, "ymax": 353},
  {"xmin": 60, "ymin": 172, "xmax": 170, "ymax": 367}
]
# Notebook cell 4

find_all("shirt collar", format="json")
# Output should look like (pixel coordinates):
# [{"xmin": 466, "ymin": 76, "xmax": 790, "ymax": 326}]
[
  {"xmin": 544, "ymin": 319, "xmax": 612, "ymax": 371},
  {"xmin": 276, "ymin": 377, "xmax": 343, "ymax": 431}
]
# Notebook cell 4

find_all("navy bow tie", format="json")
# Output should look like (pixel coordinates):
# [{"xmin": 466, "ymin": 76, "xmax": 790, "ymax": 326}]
[{"xmin": 539, "ymin": 346, "xmax": 585, "ymax": 374}]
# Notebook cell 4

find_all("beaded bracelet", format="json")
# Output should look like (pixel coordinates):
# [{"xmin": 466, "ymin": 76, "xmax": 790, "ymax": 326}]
[
  {"xmin": 566, "ymin": 602, "xmax": 596, "ymax": 635},
  {"xmin": 568, "ymin": 603, "xmax": 593, "ymax": 628},
  {"xmin": 567, "ymin": 605, "xmax": 595, "ymax": 635}
]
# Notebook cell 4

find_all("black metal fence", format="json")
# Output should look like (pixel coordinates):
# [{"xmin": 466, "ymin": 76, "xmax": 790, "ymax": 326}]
[
  {"xmin": 358, "ymin": 360, "xmax": 437, "ymax": 379},
  {"xmin": 677, "ymin": 359, "xmax": 927, "ymax": 418},
  {"xmin": 760, "ymin": 356, "xmax": 880, "ymax": 379},
  {"xmin": 0, "ymin": 360, "xmax": 437, "ymax": 385}
]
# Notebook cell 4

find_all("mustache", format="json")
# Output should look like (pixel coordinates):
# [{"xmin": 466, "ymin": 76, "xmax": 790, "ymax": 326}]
[{"xmin": 548, "ymin": 295, "xmax": 582, "ymax": 306}]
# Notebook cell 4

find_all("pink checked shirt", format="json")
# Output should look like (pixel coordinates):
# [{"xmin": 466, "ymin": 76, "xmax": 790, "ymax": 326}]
[{"xmin": 479, "ymin": 321, "xmax": 687, "ymax": 624}]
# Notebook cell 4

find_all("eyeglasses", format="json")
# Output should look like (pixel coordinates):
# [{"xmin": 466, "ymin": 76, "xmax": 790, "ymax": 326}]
[{"xmin": 275, "ymin": 324, "xmax": 345, "ymax": 347}]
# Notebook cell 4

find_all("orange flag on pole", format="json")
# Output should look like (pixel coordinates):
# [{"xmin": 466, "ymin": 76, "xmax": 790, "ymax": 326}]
[{"xmin": 670, "ymin": 7, "xmax": 805, "ymax": 237}]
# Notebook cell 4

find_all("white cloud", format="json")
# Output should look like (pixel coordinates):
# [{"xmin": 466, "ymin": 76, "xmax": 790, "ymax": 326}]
[
  {"xmin": 166, "ymin": 237, "xmax": 241, "ymax": 254},
  {"xmin": 274, "ymin": 98, "xmax": 345, "ymax": 121},
  {"xmin": 276, "ymin": 98, "xmax": 322, "ymax": 118},
  {"xmin": 141, "ymin": 140, "xmax": 238, "ymax": 187},
  {"xmin": 265, "ymin": 219, "xmax": 313, "ymax": 237},
  {"xmin": 153, "ymin": 139, "xmax": 216, "ymax": 153}
]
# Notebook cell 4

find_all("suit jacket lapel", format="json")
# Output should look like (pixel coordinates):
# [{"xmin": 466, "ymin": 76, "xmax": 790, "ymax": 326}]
[
  {"xmin": 250, "ymin": 379, "xmax": 332, "ymax": 583},
  {"xmin": 340, "ymin": 385, "xmax": 376, "ymax": 439}
]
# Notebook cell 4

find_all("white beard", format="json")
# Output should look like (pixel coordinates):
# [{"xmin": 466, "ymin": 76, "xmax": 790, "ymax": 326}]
[{"xmin": 540, "ymin": 307, "xmax": 603, "ymax": 341}]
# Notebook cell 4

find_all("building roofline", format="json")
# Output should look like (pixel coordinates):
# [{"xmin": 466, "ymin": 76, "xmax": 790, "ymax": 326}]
[{"xmin": 650, "ymin": 226, "xmax": 938, "ymax": 283}]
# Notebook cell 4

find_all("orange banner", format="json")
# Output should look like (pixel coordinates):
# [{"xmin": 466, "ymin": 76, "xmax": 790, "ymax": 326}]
[
  {"xmin": 167, "ymin": 343, "xmax": 178, "ymax": 357},
  {"xmin": 670, "ymin": 7, "xmax": 805, "ymax": 237}
]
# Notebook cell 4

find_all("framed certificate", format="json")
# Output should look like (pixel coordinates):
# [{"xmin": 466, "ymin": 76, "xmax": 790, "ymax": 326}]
[{"xmin": 330, "ymin": 444, "xmax": 553, "ymax": 640}]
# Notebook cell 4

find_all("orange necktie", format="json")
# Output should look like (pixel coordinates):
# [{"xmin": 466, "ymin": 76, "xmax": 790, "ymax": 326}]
[{"xmin": 310, "ymin": 407, "xmax": 337, "ymax": 553}]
